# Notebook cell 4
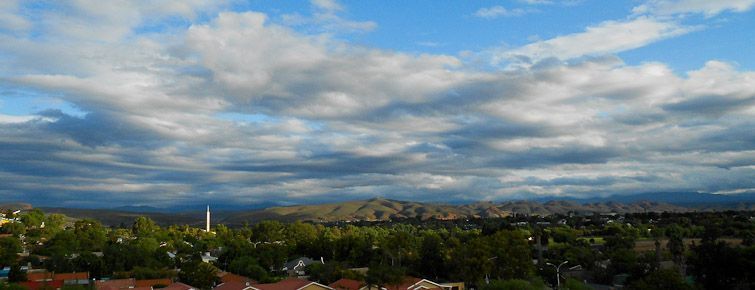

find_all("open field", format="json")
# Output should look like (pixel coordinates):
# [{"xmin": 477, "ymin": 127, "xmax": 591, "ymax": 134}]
[{"xmin": 633, "ymin": 238, "xmax": 743, "ymax": 252}]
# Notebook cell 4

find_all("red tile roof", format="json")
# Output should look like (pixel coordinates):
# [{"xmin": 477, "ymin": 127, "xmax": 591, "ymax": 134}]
[
  {"xmin": 160, "ymin": 282, "xmax": 197, "ymax": 290},
  {"xmin": 19, "ymin": 280, "xmax": 64, "ymax": 290},
  {"xmin": 95, "ymin": 278, "xmax": 136, "ymax": 290},
  {"xmin": 54, "ymin": 272, "xmax": 90, "ymax": 281},
  {"xmin": 329, "ymin": 278, "xmax": 364, "ymax": 290},
  {"xmin": 26, "ymin": 272, "xmax": 54, "ymax": 282},
  {"xmin": 214, "ymin": 281, "xmax": 255, "ymax": 290},
  {"xmin": 218, "ymin": 272, "xmax": 256, "ymax": 284},
  {"xmin": 136, "ymin": 279, "xmax": 173, "ymax": 288},
  {"xmin": 251, "ymin": 278, "xmax": 331, "ymax": 290}
]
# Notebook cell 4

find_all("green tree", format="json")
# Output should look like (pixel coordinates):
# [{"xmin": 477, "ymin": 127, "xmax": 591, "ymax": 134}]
[
  {"xmin": 179, "ymin": 261, "xmax": 219, "ymax": 290},
  {"xmin": 365, "ymin": 263, "xmax": 405, "ymax": 288},
  {"xmin": 132, "ymin": 217, "xmax": 159, "ymax": 237},
  {"xmin": 73, "ymin": 219, "xmax": 108, "ymax": 251},
  {"xmin": 0, "ymin": 236, "xmax": 22, "ymax": 266},
  {"xmin": 8, "ymin": 264, "xmax": 26, "ymax": 282},
  {"xmin": 307, "ymin": 262, "xmax": 348, "ymax": 285},
  {"xmin": 419, "ymin": 232, "xmax": 445, "ymax": 280},
  {"xmin": 665, "ymin": 224, "xmax": 685, "ymax": 269},
  {"xmin": 228, "ymin": 256, "xmax": 270, "ymax": 283},
  {"xmin": 0, "ymin": 282, "xmax": 27, "ymax": 290},
  {"xmin": 627, "ymin": 269, "xmax": 692, "ymax": 290},
  {"xmin": 488, "ymin": 230, "xmax": 533, "ymax": 280},
  {"xmin": 479, "ymin": 279, "xmax": 545, "ymax": 290},
  {"xmin": 563, "ymin": 278, "xmax": 591, "ymax": 290},
  {"xmin": 20, "ymin": 209, "xmax": 45, "ymax": 229}
]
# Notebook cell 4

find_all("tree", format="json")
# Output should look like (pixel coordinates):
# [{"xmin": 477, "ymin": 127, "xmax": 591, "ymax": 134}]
[
  {"xmin": 479, "ymin": 279, "xmax": 546, "ymax": 290},
  {"xmin": 20, "ymin": 209, "xmax": 44, "ymax": 229},
  {"xmin": 179, "ymin": 261, "xmax": 218, "ymax": 290},
  {"xmin": 73, "ymin": 219, "xmax": 107, "ymax": 251},
  {"xmin": 419, "ymin": 232, "xmax": 445, "ymax": 280},
  {"xmin": 563, "ymin": 278, "xmax": 591, "ymax": 290},
  {"xmin": 307, "ymin": 262, "xmax": 348, "ymax": 285},
  {"xmin": 365, "ymin": 263, "xmax": 405, "ymax": 288},
  {"xmin": 665, "ymin": 224, "xmax": 685, "ymax": 270},
  {"xmin": 488, "ymin": 230, "xmax": 533, "ymax": 280},
  {"xmin": 0, "ymin": 282, "xmax": 26, "ymax": 290},
  {"xmin": 627, "ymin": 269, "xmax": 692, "ymax": 290},
  {"xmin": 0, "ymin": 236, "xmax": 22, "ymax": 266},
  {"xmin": 8, "ymin": 264, "xmax": 26, "ymax": 282},
  {"xmin": 228, "ymin": 256, "xmax": 270, "ymax": 283},
  {"xmin": 132, "ymin": 217, "xmax": 159, "ymax": 237}
]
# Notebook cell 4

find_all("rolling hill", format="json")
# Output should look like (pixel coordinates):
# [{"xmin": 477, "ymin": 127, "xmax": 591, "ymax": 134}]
[{"xmin": 20, "ymin": 196, "xmax": 750, "ymax": 227}]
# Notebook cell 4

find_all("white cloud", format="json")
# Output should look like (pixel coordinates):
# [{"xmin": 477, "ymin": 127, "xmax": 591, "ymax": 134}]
[
  {"xmin": 1, "ymin": 4, "xmax": 754, "ymax": 206},
  {"xmin": 474, "ymin": 6, "xmax": 527, "ymax": 19},
  {"xmin": 497, "ymin": 17, "xmax": 692, "ymax": 64},
  {"xmin": 634, "ymin": 0, "xmax": 755, "ymax": 17},
  {"xmin": 311, "ymin": 0, "xmax": 343, "ymax": 12},
  {"xmin": 283, "ymin": 0, "xmax": 376, "ymax": 33}
]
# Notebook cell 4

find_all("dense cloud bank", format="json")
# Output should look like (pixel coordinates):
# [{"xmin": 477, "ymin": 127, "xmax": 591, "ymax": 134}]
[{"xmin": 0, "ymin": 1, "xmax": 754, "ymax": 207}]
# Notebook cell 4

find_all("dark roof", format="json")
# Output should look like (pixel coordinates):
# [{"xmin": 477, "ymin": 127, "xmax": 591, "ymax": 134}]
[{"xmin": 283, "ymin": 257, "xmax": 318, "ymax": 270}]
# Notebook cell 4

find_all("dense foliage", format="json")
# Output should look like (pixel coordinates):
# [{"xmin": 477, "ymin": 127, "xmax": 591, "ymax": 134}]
[{"xmin": 1, "ymin": 209, "xmax": 753, "ymax": 290}]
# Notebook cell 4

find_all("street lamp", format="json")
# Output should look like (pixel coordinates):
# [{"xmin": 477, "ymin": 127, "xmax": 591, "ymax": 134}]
[{"xmin": 545, "ymin": 260, "xmax": 568, "ymax": 290}]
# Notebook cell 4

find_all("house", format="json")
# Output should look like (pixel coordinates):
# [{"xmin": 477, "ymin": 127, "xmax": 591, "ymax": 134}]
[
  {"xmin": 364, "ymin": 277, "xmax": 452, "ymax": 290},
  {"xmin": 19, "ymin": 280, "xmax": 64, "ymax": 290},
  {"xmin": 218, "ymin": 272, "xmax": 256, "ymax": 284},
  {"xmin": 213, "ymin": 281, "xmax": 255, "ymax": 290},
  {"xmin": 442, "ymin": 282, "xmax": 464, "ymax": 290},
  {"xmin": 55, "ymin": 272, "xmax": 90, "ymax": 285},
  {"xmin": 95, "ymin": 278, "xmax": 138, "ymax": 290},
  {"xmin": 281, "ymin": 257, "xmax": 322, "ymax": 276},
  {"xmin": 26, "ymin": 271, "xmax": 54, "ymax": 282},
  {"xmin": 202, "ymin": 252, "xmax": 218, "ymax": 264},
  {"xmin": 329, "ymin": 278, "xmax": 364, "ymax": 290},
  {"xmin": 330, "ymin": 277, "xmax": 454, "ymax": 290},
  {"xmin": 213, "ymin": 278, "xmax": 333, "ymax": 290},
  {"xmin": 161, "ymin": 282, "xmax": 198, "ymax": 290},
  {"xmin": 251, "ymin": 278, "xmax": 332, "ymax": 290},
  {"xmin": 136, "ymin": 279, "xmax": 173, "ymax": 288}
]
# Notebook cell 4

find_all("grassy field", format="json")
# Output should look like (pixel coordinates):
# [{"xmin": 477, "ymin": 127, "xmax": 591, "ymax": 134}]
[
  {"xmin": 577, "ymin": 236, "xmax": 606, "ymax": 245},
  {"xmin": 633, "ymin": 238, "xmax": 743, "ymax": 252}
]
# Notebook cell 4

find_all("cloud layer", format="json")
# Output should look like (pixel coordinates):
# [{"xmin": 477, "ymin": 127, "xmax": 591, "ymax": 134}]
[{"xmin": 0, "ymin": 1, "xmax": 754, "ymax": 207}]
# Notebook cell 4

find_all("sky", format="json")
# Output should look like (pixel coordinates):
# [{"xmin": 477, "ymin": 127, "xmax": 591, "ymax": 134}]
[{"xmin": 1, "ymin": 0, "xmax": 754, "ymax": 208}]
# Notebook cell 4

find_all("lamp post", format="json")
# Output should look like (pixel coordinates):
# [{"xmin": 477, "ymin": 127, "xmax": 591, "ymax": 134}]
[{"xmin": 546, "ymin": 260, "xmax": 568, "ymax": 290}]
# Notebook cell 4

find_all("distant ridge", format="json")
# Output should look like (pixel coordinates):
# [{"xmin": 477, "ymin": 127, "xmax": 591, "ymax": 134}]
[
  {"xmin": 219, "ymin": 198, "xmax": 692, "ymax": 224},
  {"xmin": 24, "ymin": 192, "xmax": 755, "ymax": 226},
  {"xmin": 0, "ymin": 202, "xmax": 33, "ymax": 211},
  {"xmin": 533, "ymin": 192, "xmax": 755, "ymax": 207}
]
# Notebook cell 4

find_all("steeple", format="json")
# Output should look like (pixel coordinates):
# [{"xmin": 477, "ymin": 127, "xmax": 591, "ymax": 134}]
[{"xmin": 206, "ymin": 205, "xmax": 210, "ymax": 232}]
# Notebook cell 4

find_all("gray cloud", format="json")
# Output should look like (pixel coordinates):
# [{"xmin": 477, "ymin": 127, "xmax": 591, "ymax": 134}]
[{"xmin": 0, "ymin": 3, "xmax": 753, "ymax": 207}]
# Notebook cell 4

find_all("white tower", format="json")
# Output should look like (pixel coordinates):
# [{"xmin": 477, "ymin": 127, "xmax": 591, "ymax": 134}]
[{"xmin": 206, "ymin": 205, "xmax": 210, "ymax": 232}]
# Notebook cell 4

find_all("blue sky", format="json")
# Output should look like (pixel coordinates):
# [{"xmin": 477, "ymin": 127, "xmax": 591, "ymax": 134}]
[{"xmin": 1, "ymin": 0, "xmax": 754, "ymax": 208}]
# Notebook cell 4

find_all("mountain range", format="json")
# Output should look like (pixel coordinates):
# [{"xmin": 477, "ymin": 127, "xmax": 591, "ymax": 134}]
[{"xmin": 3, "ymin": 192, "xmax": 753, "ymax": 227}]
